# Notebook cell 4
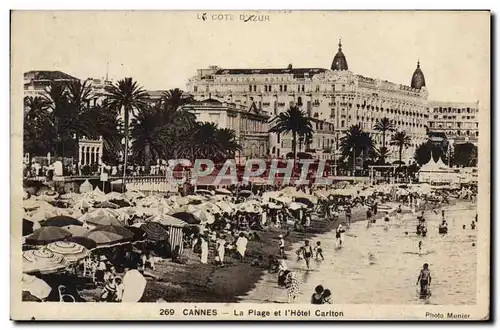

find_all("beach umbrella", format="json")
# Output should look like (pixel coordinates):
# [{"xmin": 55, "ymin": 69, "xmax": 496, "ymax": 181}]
[
  {"xmin": 266, "ymin": 202, "xmax": 282, "ymax": 210},
  {"xmin": 124, "ymin": 226, "xmax": 147, "ymax": 241},
  {"xmin": 66, "ymin": 236, "xmax": 97, "ymax": 250},
  {"xmin": 171, "ymin": 212, "xmax": 201, "ymax": 225},
  {"xmin": 94, "ymin": 200, "xmax": 120, "ymax": 209},
  {"xmin": 191, "ymin": 209, "xmax": 215, "ymax": 224},
  {"xmin": 294, "ymin": 197, "xmax": 314, "ymax": 208},
  {"xmin": 22, "ymin": 248, "xmax": 69, "ymax": 274},
  {"xmin": 238, "ymin": 190, "xmax": 252, "ymax": 197},
  {"xmin": 45, "ymin": 241, "xmax": 89, "ymax": 262},
  {"xmin": 215, "ymin": 188, "xmax": 232, "ymax": 195},
  {"xmin": 108, "ymin": 199, "xmax": 131, "ymax": 208},
  {"xmin": 141, "ymin": 222, "xmax": 169, "ymax": 241},
  {"xmin": 275, "ymin": 196, "xmax": 293, "ymax": 204},
  {"xmin": 41, "ymin": 215, "xmax": 82, "ymax": 227},
  {"xmin": 23, "ymin": 218, "xmax": 35, "ymax": 236},
  {"xmin": 195, "ymin": 189, "xmax": 213, "ymax": 196},
  {"xmin": 215, "ymin": 201, "xmax": 235, "ymax": 213},
  {"xmin": 22, "ymin": 274, "xmax": 52, "ymax": 301},
  {"xmin": 71, "ymin": 199, "xmax": 92, "ymax": 210},
  {"xmin": 288, "ymin": 202, "xmax": 308, "ymax": 210},
  {"xmin": 62, "ymin": 225, "xmax": 91, "ymax": 237},
  {"xmin": 187, "ymin": 195, "xmax": 207, "ymax": 203},
  {"xmin": 83, "ymin": 227, "xmax": 132, "ymax": 247},
  {"xmin": 122, "ymin": 269, "xmax": 146, "ymax": 302},
  {"xmin": 25, "ymin": 226, "xmax": 72, "ymax": 245},
  {"xmin": 146, "ymin": 214, "xmax": 188, "ymax": 228},
  {"xmin": 85, "ymin": 215, "xmax": 122, "ymax": 227},
  {"xmin": 95, "ymin": 225, "xmax": 135, "ymax": 239}
]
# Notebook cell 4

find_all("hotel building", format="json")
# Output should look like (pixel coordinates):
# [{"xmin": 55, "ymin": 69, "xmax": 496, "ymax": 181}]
[
  {"xmin": 428, "ymin": 101, "xmax": 479, "ymax": 145},
  {"xmin": 181, "ymin": 99, "xmax": 270, "ymax": 161},
  {"xmin": 186, "ymin": 40, "xmax": 430, "ymax": 163}
]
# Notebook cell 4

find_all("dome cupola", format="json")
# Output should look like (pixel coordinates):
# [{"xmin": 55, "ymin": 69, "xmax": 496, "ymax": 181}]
[
  {"xmin": 411, "ymin": 60, "xmax": 426, "ymax": 89},
  {"xmin": 331, "ymin": 39, "xmax": 348, "ymax": 71}
]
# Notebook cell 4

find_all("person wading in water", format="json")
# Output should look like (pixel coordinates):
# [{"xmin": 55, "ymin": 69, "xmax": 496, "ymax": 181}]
[{"xmin": 416, "ymin": 263, "xmax": 432, "ymax": 297}]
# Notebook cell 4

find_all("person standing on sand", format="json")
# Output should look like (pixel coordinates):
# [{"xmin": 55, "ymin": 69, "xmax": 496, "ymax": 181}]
[
  {"xmin": 236, "ymin": 232, "xmax": 249, "ymax": 262},
  {"xmin": 216, "ymin": 234, "xmax": 226, "ymax": 266},
  {"xmin": 278, "ymin": 234, "xmax": 285, "ymax": 257},
  {"xmin": 335, "ymin": 224, "xmax": 345, "ymax": 248},
  {"xmin": 200, "ymin": 235, "xmax": 209, "ymax": 264}
]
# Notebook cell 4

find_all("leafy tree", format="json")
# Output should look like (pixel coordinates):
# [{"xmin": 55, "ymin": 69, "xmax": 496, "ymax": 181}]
[
  {"xmin": 373, "ymin": 117, "xmax": 395, "ymax": 163},
  {"xmin": 452, "ymin": 142, "xmax": 478, "ymax": 167},
  {"xmin": 269, "ymin": 106, "xmax": 313, "ymax": 159},
  {"xmin": 414, "ymin": 142, "xmax": 432, "ymax": 166}
]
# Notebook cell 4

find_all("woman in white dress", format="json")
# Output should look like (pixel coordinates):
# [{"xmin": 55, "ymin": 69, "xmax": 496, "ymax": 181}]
[
  {"xmin": 236, "ymin": 232, "xmax": 249, "ymax": 262},
  {"xmin": 216, "ymin": 235, "xmax": 226, "ymax": 266},
  {"xmin": 200, "ymin": 236, "xmax": 209, "ymax": 264}
]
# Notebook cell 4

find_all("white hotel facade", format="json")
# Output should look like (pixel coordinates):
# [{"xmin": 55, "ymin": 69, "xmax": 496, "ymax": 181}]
[{"xmin": 186, "ymin": 41, "xmax": 430, "ymax": 163}]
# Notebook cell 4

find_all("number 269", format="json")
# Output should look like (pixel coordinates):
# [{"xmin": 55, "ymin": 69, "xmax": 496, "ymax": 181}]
[{"xmin": 159, "ymin": 309, "xmax": 175, "ymax": 316}]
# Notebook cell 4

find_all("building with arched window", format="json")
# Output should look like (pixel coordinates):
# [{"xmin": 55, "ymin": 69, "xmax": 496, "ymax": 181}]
[{"xmin": 186, "ymin": 40, "xmax": 431, "ymax": 163}]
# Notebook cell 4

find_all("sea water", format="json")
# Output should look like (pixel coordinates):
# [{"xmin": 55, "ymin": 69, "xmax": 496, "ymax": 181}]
[{"xmin": 242, "ymin": 201, "xmax": 477, "ymax": 305}]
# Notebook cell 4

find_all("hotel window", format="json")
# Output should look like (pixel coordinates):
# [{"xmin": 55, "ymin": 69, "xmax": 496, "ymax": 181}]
[
  {"xmin": 253, "ymin": 85, "xmax": 257, "ymax": 92},
  {"xmin": 193, "ymin": 86, "xmax": 198, "ymax": 92},
  {"xmin": 279, "ymin": 85, "xmax": 283, "ymax": 92},
  {"xmin": 297, "ymin": 97, "xmax": 303, "ymax": 106},
  {"xmin": 264, "ymin": 85, "xmax": 268, "ymax": 92},
  {"xmin": 332, "ymin": 85, "xmax": 335, "ymax": 91},
  {"xmin": 297, "ymin": 85, "xmax": 301, "ymax": 92},
  {"xmin": 302, "ymin": 85, "xmax": 305, "ymax": 92},
  {"xmin": 341, "ymin": 120, "xmax": 345, "ymax": 128},
  {"xmin": 315, "ymin": 85, "xmax": 320, "ymax": 92},
  {"xmin": 249, "ymin": 84, "xmax": 253, "ymax": 92},
  {"xmin": 284, "ymin": 85, "xmax": 287, "ymax": 92}
]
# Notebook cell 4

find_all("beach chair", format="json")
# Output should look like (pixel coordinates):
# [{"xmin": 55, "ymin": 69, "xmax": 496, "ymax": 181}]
[{"xmin": 58, "ymin": 285, "xmax": 76, "ymax": 302}]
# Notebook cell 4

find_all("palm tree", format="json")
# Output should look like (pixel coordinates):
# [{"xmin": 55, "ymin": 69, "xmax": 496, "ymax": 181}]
[
  {"xmin": 104, "ymin": 78, "xmax": 149, "ymax": 189},
  {"xmin": 340, "ymin": 124, "xmax": 374, "ymax": 174},
  {"xmin": 390, "ymin": 131, "xmax": 412, "ymax": 165},
  {"xmin": 44, "ymin": 82, "xmax": 69, "ymax": 157},
  {"xmin": 161, "ymin": 88, "xmax": 194, "ymax": 112},
  {"xmin": 23, "ymin": 96, "xmax": 53, "ymax": 157},
  {"xmin": 130, "ymin": 106, "xmax": 171, "ymax": 170},
  {"xmin": 269, "ymin": 106, "xmax": 313, "ymax": 159},
  {"xmin": 374, "ymin": 146, "xmax": 392, "ymax": 165},
  {"xmin": 65, "ymin": 80, "xmax": 94, "ymax": 171},
  {"xmin": 215, "ymin": 128, "xmax": 241, "ymax": 160},
  {"xmin": 373, "ymin": 117, "xmax": 394, "ymax": 163}
]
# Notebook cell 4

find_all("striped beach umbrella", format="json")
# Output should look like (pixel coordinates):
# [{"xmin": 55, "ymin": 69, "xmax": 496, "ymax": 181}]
[
  {"xmin": 22, "ymin": 249, "xmax": 69, "ymax": 274},
  {"xmin": 145, "ymin": 214, "xmax": 188, "ymax": 228},
  {"xmin": 141, "ymin": 222, "xmax": 169, "ymax": 241},
  {"xmin": 45, "ymin": 241, "xmax": 89, "ymax": 262},
  {"xmin": 25, "ymin": 226, "xmax": 72, "ymax": 245}
]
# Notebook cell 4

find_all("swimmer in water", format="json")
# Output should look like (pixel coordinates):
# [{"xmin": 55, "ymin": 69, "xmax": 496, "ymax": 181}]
[
  {"xmin": 471, "ymin": 221, "xmax": 476, "ymax": 230},
  {"xmin": 416, "ymin": 263, "xmax": 432, "ymax": 297},
  {"xmin": 418, "ymin": 241, "xmax": 423, "ymax": 253},
  {"xmin": 462, "ymin": 225, "xmax": 466, "ymax": 230}
]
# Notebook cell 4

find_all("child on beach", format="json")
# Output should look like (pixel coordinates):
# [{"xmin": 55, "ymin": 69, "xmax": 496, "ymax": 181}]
[
  {"xmin": 322, "ymin": 289, "xmax": 332, "ymax": 304},
  {"xmin": 311, "ymin": 285, "xmax": 324, "ymax": 304},
  {"xmin": 302, "ymin": 240, "xmax": 314, "ymax": 270},
  {"xmin": 314, "ymin": 241, "xmax": 324, "ymax": 260},
  {"xmin": 296, "ymin": 246, "xmax": 305, "ymax": 261}
]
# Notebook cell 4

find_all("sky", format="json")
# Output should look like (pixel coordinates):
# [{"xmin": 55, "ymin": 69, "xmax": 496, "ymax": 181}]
[{"xmin": 12, "ymin": 10, "xmax": 490, "ymax": 105}]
